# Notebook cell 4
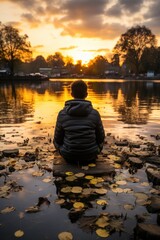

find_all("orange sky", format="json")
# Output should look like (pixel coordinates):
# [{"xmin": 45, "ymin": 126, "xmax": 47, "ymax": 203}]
[{"xmin": 0, "ymin": 0, "xmax": 160, "ymax": 64}]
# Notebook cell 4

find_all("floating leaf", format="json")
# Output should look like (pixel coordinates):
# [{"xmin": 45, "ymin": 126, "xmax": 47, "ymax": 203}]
[
  {"xmin": 96, "ymin": 228, "xmax": 109, "ymax": 238},
  {"xmin": 81, "ymin": 166, "xmax": 89, "ymax": 170},
  {"xmin": 55, "ymin": 199, "xmax": 65, "ymax": 205},
  {"xmin": 58, "ymin": 231, "xmax": 73, "ymax": 240},
  {"xmin": 14, "ymin": 230, "xmax": 24, "ymax": 238},
  {"xmin": 32, "ymin": 171, "xmax": 44, "ymax": 177},
  {"xmin": 97, "ymin": 199, "xmax": 108, "ymax": 206},
  {"xmin": 85, "ymin": 175, "xmax": 94, "ymax": 180},
  {"xmin": 116, "ymin": 180, "xmax": 127, "ymax": 185},
  {"xmin": 71, "ymin": 186, "xmax": 82, "ymax": 194},
  {"xmin": 95, "ymin": 216, "xmax": 109, "ymax": 228},
  {"xmin": 82, "ymin": 188, "xmax": 93, "ymax": 195},
  {"xmin": 75, "ymin": 172, "xmax": 85, "ymax": 178},
  {"xmin": 65, "ymin": 172, "xmax": 74, "ymax": 176},
  {"xmin": 90, "ymin": 178, "xmax": 98, "ymax": 185},
  {"xmin": 95, "ymin": 188, "xmax": 108, "ymax": 195},
  {"xmin": 124, "ymin": 204, "xmax": 134, "ymax": 210},
  {"xmin": 65, "ymin": 175, "xmax": 77, "ymax": 182},
  {"xmin": 134, "ymin": 192, "xmax": 150, "ymax": 206},
  {"xmin": 140, "ymin": 182, "xmax": 150, "ymax": 187},
  {"xmin": 0, "ymin": 206, "xmax": 15, "ymax": 214},
  {"xmin": 108, "ymin": 155, "xmax": 121, "ymax": 163},
  {"xmin": 123, "ymin": 188, "xmax": 133, "ymax": 193},
  {"xmin": 126, "ymin": 177, "xmax": 140, "ymax": 183},
  {"xmin": 43, "ymin": 178, "xmax": 52, "ymax": 183},
  {"xmin": 25, "ymin": 206, "xmax": 40, "ymax": 213},
  {"xmin": 61, "ymin": 186, "xmax": 72, "ymax": 193},
  {"xmin": 88, "ymin": 163, "xmax": 96, "ymax": 167},
  {"xmin": 112, "ymin": 188, "xmax": 124, "ymax": 193},
  {"xmin": 73, "ymin": 202, "xmax": 85, "ymax": 209}
]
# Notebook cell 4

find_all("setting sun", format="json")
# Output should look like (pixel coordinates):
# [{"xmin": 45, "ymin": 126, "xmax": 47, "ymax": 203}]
[{"xmin": 70, "ymin": 50, "xmax": 95, "ymax": 64}]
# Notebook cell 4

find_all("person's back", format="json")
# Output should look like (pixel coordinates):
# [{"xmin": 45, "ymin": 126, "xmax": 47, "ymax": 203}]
[{"xmin": 53, "ymin": 80, "xmax": 105, "ymax": 163}]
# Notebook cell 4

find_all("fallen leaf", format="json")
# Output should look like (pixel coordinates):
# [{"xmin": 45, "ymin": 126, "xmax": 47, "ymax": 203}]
[
  {"xmin": 58, "ymin": 231, "xmax": 73, "ymax": 240},
  {"xmin": 88, "ymin": 163, "xmax": 96, "ymax": 167},
  {"xmin": 61, "ymin": 186, "xmax": 72, "ymax": 193},
  {"xmin": 14, "ymin": 230, "xmax": 24, "ymax": 238},
  {"xmin": 116, "ymin": 180, "xmax": 127, "ymax": 185},
  {"xmin": 25, "ymin": 206, "xmax": 40, "ymax": 213},
  {"xmin": 96, "ymin": 199, "xmax": 108, "ymax": 206},
  {"xmin": 65, "ymin": 175, "xmax": 77, "ymax": 182},
  {"xmin": 95, "ymin": 216, "xmax": 109, "ymax": 228},
  {"xmin": 85, "ymin": 175, "xmax": 94, "ymax": 180},
  {"xmin": 55, "ymin": 199, "xmax": 65, "ymax": 205},
  {"xmin": 75, "ymin": 172, "xmax": 85, "ymax": 178},
  {"xmin": 124, "ymin": 204, "xmax": 134, "ymax": 210},
  {"xmin": 73, "ymin": 202, "xmax": 85, "ymax": 209},
  {"xmin": 65, "ymin": 172, "xmax": 74, "ymax": 176},
  {"xmin": 94, "ymin": 189, "xmax": 108, "ymax": 195},
  {"xmin": 71, "ymin": 186, "xmax": 83, "ymax": 194},
  {"xmin": 96, "ymin": 228, "xmax": 109, "ymax": 238},
  {"xmin": 0, "ymin": 206, "xmax": 15, "ymax": 214}
]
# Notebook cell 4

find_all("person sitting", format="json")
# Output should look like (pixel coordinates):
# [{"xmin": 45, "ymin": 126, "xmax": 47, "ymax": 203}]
[{"xmin": 53, "ymin": 80, "xmax": 105, "ymax": 164}]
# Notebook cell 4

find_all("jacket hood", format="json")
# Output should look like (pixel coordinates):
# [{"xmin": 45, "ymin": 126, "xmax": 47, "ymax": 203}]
[{"xmin": 65, "ymin": 99, "xmax": 92, "ymax": 116}]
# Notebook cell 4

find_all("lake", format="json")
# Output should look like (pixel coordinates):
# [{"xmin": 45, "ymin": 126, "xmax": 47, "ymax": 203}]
[
  {"xmin": 0, "ymin": 79, "xmax": 160, "ymax": 240},
  {"xmin": 0, "ymin": 79, "xmax": 160, "ymax": 146}
]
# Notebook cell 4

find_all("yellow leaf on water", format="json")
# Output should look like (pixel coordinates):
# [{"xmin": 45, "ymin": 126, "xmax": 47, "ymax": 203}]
[
  {"xmin": 73, "ymin": 202, "xmax": 85, "ymax": 209},
  {"xmin": 65, "ymin": 175, "xmax": 77, "ymax": 182},
  {"xmin": 116, "ymin": 180, "xmax": 127, "ymax": 185},
  {"xmin": 32, "ymin": 171, "xmax": 44, "ymax": 177},
  {"xmin": 43, "ymin": 178, "xmax": 52, "ymax": 183},
  {"xmin": 65, "ymin": 172, "xmax": 74, "ymax": 176},
  {"xmin": 96, "ymin": 199, "xmax": 108, "ymax": 206},
  {"xmin": 96, "ymin": 228, "xmax": 109, "ymax": 238},
  {"xmin": 71, "ymin": 186, "xmax": 83, "ymax": 194},
  {"xmin": 58, "ymin": 231, "xmax": 73, "ymax": 240},
  {"xmin": 85, "ymin": 175, "xmax": 94, "ymax": 180},
  {"xmin": 112, "ymin": 188, "xmax": 124, "ymax": 193},
  {"xmin": 55, "ymin": 199, "xmax": 65, "ymax": 205},
  {"xmin": 88, "ymin": 163, "xmax": 96, "ymax": 167},
  {"xmin": 75, "ymin": 172, "xmax": 85, "ymax": 178},
  {"xmin": 90, "ymin": 178, "xmax": 98, "ymax": 185},
  {"xmin": 0, "ymin": 206, "xmax": 15, "ymax": 214},
  {"xmin": 61, "ymin": 186, "xmax": 72, "ymax": 193},
  {"xmin": 95, "ymin": 216, "xmax": 109, "ymax": 228},
  {"xmin": 124, "ymin": 204, "xmax": 134, "ymax": 210},
  {"xmin": 14, "ymin": 230, "xmax": 24, "ymax": 238},
  {"xmin": 95, "ymin": 188, "xmax": 108, "ymax": 195}
]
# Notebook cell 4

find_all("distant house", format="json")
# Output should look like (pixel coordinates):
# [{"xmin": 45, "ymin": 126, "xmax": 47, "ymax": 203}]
[
  {"xmin": 147, "ymin": 71, "xmax": 154, "ymax": 78},
  {"xmin": 39, "ymin": 68, "xmax": 52, "ymax": 77}
]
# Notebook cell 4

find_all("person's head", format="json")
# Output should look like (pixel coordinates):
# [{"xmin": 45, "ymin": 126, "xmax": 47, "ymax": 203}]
[{"xmin": 71, "ymin": 80, "xmax": 88, "ymax": 99}]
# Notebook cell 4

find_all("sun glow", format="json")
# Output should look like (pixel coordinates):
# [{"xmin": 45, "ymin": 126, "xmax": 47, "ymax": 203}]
[{"xmin": 69, "ymin": 50, "xmax": 95, "ymax": 65}]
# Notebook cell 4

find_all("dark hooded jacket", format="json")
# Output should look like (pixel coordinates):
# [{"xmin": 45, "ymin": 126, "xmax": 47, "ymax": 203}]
[{"xmin": 53, "ymin": 99, "xmax": 105, "ymax": 161}]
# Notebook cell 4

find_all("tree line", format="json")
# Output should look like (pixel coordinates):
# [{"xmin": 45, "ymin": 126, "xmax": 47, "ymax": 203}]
[{"xmin": 0, "ymin": 22, "xmax": 160, "ymax": 77}]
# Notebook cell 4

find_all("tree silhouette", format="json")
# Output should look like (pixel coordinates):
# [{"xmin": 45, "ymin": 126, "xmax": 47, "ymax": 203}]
[
  {"xmin": 0, "ymin": 23, "xmax": 32, "ymax": 76},
  {"xmin": 113, "ymin": 25, "xmax": 157, "ymax": 74}
]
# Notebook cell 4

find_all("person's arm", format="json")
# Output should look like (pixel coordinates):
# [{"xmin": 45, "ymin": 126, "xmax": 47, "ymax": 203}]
[
  {"xmin": 95, "ymin": 112, "xmax": 105, "ymax": 152},
  {"xmin": 53, "ymin": 113, "xmax": 64, "ymax": 150}
]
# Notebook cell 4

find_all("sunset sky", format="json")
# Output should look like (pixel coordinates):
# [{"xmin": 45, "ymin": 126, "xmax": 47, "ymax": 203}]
[{"xmin": 0, "ymin": 0, "xmax": 160, "ymax": 64}]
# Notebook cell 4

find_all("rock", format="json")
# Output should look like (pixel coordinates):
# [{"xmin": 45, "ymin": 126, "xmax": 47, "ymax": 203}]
[
  {"xmin": 128, "ymin": 157, "xmax": 143, "ymax": 168},
  {"xmin": 146, "ymin": 166, "xmax": 160, "ymax": 185},
  {"xmin": 135, "ymin": 223, "xmax": 160, "ymax": 240},
  {"xmin": 2, "ymin": 149, "xmax": 19, "ymax": 157},
  {"xmin": 23, "ymin": 152, "xmax": 37, "ymax": 162},
  {"xmin": 146, "ymin": 196, "xmax": 160, "ymax": 213},
  {"xmin": 115, "ymin": 140, "xmax": 128, "ymax": 146},
  {"xmin": 53, "ymin": 155, "xmax": 115, "ymax": 177}
]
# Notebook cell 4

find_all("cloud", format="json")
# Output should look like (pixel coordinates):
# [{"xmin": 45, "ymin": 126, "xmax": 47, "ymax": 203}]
[
  {"xmin": 33, "ymin": 44, "xmax": 44, "ymax": 49},
  {"xmin": 2, "ymin": 0, "xmax": 160, "ymax": 41},
  {"xmin": 59, "ymin": 46, "xmax": 77, "ymax": 50},
  {"xmin": 83, "ymin": 48, "xmax": 110, "ymax": 52},
  {"xmin": 21, "ymin": 13, "xmax": 41, "ymax": 28}
]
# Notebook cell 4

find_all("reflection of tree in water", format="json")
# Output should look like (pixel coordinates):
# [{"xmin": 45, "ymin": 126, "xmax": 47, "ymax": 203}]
[
  {"xmin": 90, "ymin": 81, "xmax": 160, "ymax": 125},
  {"xmin": 0, "ymin": 83, "xmax": 34, "ymax": 124}
]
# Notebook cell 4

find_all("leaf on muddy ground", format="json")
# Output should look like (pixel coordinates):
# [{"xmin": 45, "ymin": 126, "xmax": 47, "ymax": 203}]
[
  {"xmin": 96, "ymin": 228, "xmax": 110, "ymax": 238},
  {"xmin": 14, "ymin": 230, "xmax": 24, "ymax": 238},
  {"xmin": 58, "ymin": 231, "xmax": 73, "ymax": 240},
  {"xmin": 73, "ymin": 202, "xmax": 85, "ymax": 209},
  {"xmin": 0, "ymin": 206, "xmax": 15, "ymax": 214}
]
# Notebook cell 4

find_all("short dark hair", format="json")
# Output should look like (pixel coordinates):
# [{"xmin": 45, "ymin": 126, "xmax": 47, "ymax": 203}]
[{"xmin": 71, "ymin": 80, "xmax": 87, "ymax": 99}]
